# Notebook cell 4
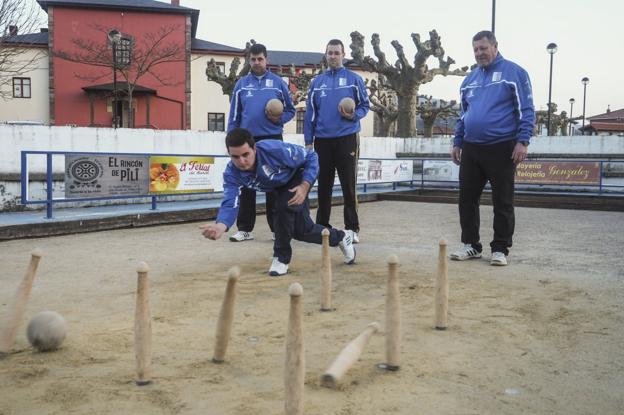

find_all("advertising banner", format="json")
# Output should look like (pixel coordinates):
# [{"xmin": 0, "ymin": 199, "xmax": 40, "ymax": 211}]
[
  {"xmin": 515, "ymin": 161, "xmax": 600, "ymax": 184},
  {"xmin": 357, "ymin": 159, "xmax": 414, "ymax": 184},
  {"xmin": 423, "ymin": 160, "xmax": 459, "ymax": 181},
  {"xmin": 149, "ymin": 156, "xmax": 219, "ymax": 194},
  {"xmin": 65, "ymin": 155, "xmax": 149, "ymax": 198}
]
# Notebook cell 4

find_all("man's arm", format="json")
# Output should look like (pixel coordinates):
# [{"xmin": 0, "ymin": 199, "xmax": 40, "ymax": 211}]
[
  {"xmin": 451, "ymin": 88, "xmax": 467, "ymax": 165},
  {"xmin": 285, "ymin": 145, "xmax": 318, "ymax": 206},
  {"xmin": 200, "ymin": 167, "xmax": 242, "ymax": 239},
  {"xmin": 514, "ymin": 68, "xmax": 535, "ymax": 145},
  {"xmin": 303, "ymin": 80, "xmax": 317, "ymax": 147},
  {"xmin": 280, "ymin": 79, "xmax": 296, "ymax": 124},
  {"xmin": 226, "ymin": 81, "xmax": 243, "ymax": 132},
  {"xmin": 353, "ymin": 75, "xmax": 370, "ymax": 121}
]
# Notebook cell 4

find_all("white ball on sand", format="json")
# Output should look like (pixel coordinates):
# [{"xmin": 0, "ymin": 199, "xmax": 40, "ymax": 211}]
[
  {"xmin": 339, "ymin": 97, "xmax": 356, "ymax": 114},
  {"xmin": 265, "ymin": 98, "xmax": 284, "ymax": 117},
  {"xmin": 27, "ymin": 311, "xmax": 67, "ymax": 352}
]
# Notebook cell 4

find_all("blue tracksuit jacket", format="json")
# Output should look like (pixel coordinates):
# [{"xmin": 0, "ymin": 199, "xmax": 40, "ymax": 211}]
[
  {"xmin": 227, "ymin": 71, "xmax": 296, "ymax": 137},
  {"xmin": 216, "ymin": 140, "xmax": 319, "ymax": 229},
  {"xmin": 454, "ymin": 53, "xmax": 535, "ymax": 147},
  {"xmin": 304, "ymin": 67, "xmax": 370, "ymax": 144}
]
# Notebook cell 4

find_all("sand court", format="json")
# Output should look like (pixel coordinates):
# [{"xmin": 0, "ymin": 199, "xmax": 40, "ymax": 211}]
[{"xmin": 0, "ymin": 201, "xmax": 622, "ymax": 414}]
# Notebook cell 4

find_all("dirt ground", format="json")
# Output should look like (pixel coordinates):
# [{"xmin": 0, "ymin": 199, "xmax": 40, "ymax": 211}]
[{"xmin": 0, "ymin": 200, "xmax": 623, "ymax": 415}]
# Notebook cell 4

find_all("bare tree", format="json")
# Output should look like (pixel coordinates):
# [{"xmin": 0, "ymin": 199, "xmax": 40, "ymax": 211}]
[
  {"xmin": 366, "ymin": 77, "xmax": 398, "ymax": 137},
  {"xmin": 0, "ymin": 0, "xmax": 46, "ymax": 99},
  {"xmin": 535, "ymin": 102, "xmax": 565, "ymax": 136},
  {"xmin": 55, "ymin": 23, "xmax": 185, "ymax": 127},
  {"xmin": 205, "ymin": 40, "xmax": 255, "ymax": 100},
  {"xmin": 276, "ymin": 63, "xmax": 324, "ymax": 105},
  {"xmin": 206, "ymin": 40, "xmax": 325, "ymax": 106},
  {"xmin": 416, "ymin": 95, "xmax": 457, "ymax": 137},
  {"xmin": 350, "ymin": 30, "xmax": 468, "ymax": 137}
]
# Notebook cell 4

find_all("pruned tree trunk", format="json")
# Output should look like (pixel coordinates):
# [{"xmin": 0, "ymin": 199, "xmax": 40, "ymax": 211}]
[
  {"xmin": 374, "ymin": 113, "xmax": 396, "ymax": 137},
  {"xmin": 422, "ymin": 119, "xmax": 435, "ymax": 137},
  {"xmin": 349, "ymin": 31, "xmax": 468, "ymax": 139},
  {"xmin": 396, "ymin": 89, "xmax": 418, "ymax": 137}
]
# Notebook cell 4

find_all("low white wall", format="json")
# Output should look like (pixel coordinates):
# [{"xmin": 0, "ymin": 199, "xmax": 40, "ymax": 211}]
[
  {"xmin": 0, "ymin": 125, "xmax": 402, "ymax": 174},
  {"xmin": 399, "ymin": 135, "xmax": 624, "ymax": 155},
  {"xmin": 1, "ymin": 125, "xmax": 623, "ymax": 211}
]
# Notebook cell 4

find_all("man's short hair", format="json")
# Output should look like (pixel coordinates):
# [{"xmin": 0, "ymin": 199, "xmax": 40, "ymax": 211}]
[
  {"xmin": 472, "ymin": 31, "xmax": 497, "ymax": 46},
  {"xmin": 249, "ymin": 43, "xmax": 267, "ymax": 57},
  {"xmin": 326, "ymin": 39, "xmax": 344, "ymax": 54},
  {"xmin": 226, "ymin": 128, "xmax": 255, "ymax": 150}
]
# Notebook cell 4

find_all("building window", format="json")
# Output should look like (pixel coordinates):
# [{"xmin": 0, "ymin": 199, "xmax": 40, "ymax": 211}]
[
  {"xmin": 208, "ymin": 112, "xmax": 225, "ymax": 131},
  {"xmin": 13, "ymin": 77, "xmax": 31, "ymax": 98},
  {"xmin": 296, "ymin": 110, "xmax": 305, "ymax": 134}
]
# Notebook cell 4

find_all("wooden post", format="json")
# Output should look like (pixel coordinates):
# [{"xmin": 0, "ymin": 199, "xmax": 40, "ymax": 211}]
[
  {"xmin": 0, "ymin": 249, "xmax": 43, "ymax": 357},
  {"xmin": 285, "ymin": 283, "xmax": 304, "ymax": 415},
  {"xmin": 134, "ymin": 262, "xmax": 152, "ymax": 385},
  {"xmin": 213, "ymin": 267, "xmax": 240, "ymax": 363},
  {"xmin": 435, "ymin": 239, "xmax": 449, "ymax": 330},
  {"xmin": 321, "ymin": 322, "xmax": 379, "ymax": 388},
  {"xmin": 384, "ymin": 254, "xmax": 400, "ymax": 371},
  {"xmin": 320, "ymin": 229, "xmax": 332, "ymax": 311}
]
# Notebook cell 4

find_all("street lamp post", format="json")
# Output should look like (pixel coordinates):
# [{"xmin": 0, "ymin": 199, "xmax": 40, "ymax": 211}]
[
  {"xmin": 107, "ymin": 29, "xmax": 121, "ymax": 129},
  {"xmin": 491, "ymin": 0, "xmax": 496, "ymax": 34},
  {"xmin": 568, "ymin": 98, "xmax": 575, "ymax": 135},
  {"xmin": 546, "ymin": 42, "xmax": 557, "ymax": 136},
  {"xmin": 581, "ymin": 77, "xmax": 590, "ymax": 135}
]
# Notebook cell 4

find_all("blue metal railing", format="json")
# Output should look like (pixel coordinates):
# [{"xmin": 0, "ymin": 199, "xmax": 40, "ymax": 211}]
[{"xmin": 20, "ymin": 151, "xmax": 624, "ymax": 219}]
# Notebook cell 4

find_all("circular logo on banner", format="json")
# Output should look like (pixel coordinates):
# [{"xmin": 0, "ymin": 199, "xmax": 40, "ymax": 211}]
[
  {"xmin": 66, "ymin": 157, "xmax": 104, "ymax": 191},
  {"xmin": 70, "ymin": 160, "xmax": 101, "ymax": 182}
]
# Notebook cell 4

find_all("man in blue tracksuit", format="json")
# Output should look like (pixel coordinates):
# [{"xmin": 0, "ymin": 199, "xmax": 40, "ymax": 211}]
[
  {"xmin": 199, "ymin": 128, "xmax": 355, "ymax": 277},
  {"xmin": 227, "ymin": 43, "xmax": 296, "ymax": 243},
  {"xmin": 304, "ymin": 39, "xmax": 369, "ymax": 243},
  {"xmin": 450, "ymin": 30, "xmax": 535, "ymax": 266}
]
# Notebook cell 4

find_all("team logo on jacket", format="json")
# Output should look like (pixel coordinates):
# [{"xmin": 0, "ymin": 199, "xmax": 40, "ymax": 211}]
[
  {"xmin": 466, "ymin": 89, "xmax": 475, "ymax": 98},
  {"xmin": 266, "ymin": 79, "xmax": 274, "ymax": 87},
  {"xmin": 320, "ymin": 90, "xmax": 327, "ymax": 97},
  {"xmin": 339, "ymin": 78, "xmax": 346, "ymax": 86},
  {"xmin": 492, "ymin": 72, "xmax": 502, "ymax": 82},
  {"xmin": 246, "ymin": 90, "xmax": 253, "ymax": 97},
  {"xmin": 262, "ymin": 164, "xmax": 275, "ymax": 177}
]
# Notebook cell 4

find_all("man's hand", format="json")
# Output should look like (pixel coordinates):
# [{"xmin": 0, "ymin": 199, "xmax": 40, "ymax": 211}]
[
  {"xmin": 339, "ymin": 106, "xmax": 355, "ymax": 120},
  {"xmin": 199, "ymin": 223, "xmax": 227, "ymax": 240},
  {"xmin": 511, "ymin": 142, "xmax": 528, "ymax": 164},
  {"xmin": 288, "ymin": 181, "xmax": 311, "ymax": 206},
  {"xmin": 451, "ymin": 146, "xmax": 462, "ymax": 165},
  {"xmin": 266, "ymin": 111, "xmax": 281, "ymax": 124},
  {"xmin": 305, "ymin": 144, "xmax": 313, "ymax": 151}
]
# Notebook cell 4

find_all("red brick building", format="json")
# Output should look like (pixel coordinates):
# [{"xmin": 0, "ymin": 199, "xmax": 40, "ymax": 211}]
[{"xmin": 38, "ymin": 0, "xmax": 197, "ymax": 129}]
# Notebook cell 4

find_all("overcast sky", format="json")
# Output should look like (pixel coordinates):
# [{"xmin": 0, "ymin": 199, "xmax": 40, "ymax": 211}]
[
  {"xmin": 29, "ymin": 0, "xmax": 624, "ymax": 118},
  {"xmin": 183, "ymin": 0, "xmax": 623, "ymax": 118}
]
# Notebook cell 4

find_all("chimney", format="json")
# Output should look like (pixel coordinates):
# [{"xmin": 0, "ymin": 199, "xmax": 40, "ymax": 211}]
[
  {"xmin": 8, "ymin": 25, "xmax": 18, "ymax": 36},
  {"xmin": 171, "ymin": 0, "xmax": 180, "ymax": 5},
  {"xmin": 606, "ymin": 105, "xmax": 611, "ymax": 113}
]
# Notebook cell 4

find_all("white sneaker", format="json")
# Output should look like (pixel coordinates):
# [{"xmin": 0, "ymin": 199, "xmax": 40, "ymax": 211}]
[
  {"xmin": 490, "ymin": 252, "xmax": 508, "ymax": 266},
  {"xmin": 449, "ymin": 244, "xmax": 482, "ymax": 261},
  {"xmin": 229, "ymin": 231, "xmax": 254, "ymax": 242},
  {"xmin": 339, "ymin": 230, "xmax": 356, "ymax": 265},
  {"xmin": 269, "ymin": 257, "xmax": 288, "ymax": 276},
  {"xmin": 352, "ymin": 232, "xmax": 360, "ymax": 244}
]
